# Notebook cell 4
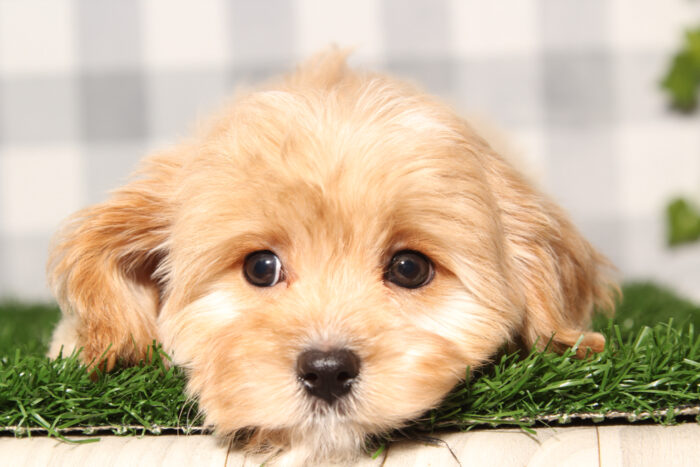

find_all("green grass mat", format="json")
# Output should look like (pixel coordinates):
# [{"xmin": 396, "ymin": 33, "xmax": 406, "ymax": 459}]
[{"xmin": 1, "ymin": 282, "xmax": 699, "ymax": 441}]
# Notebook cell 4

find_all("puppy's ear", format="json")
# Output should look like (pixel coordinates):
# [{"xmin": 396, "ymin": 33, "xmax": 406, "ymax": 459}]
[
  {"xmin": 480, "ymin": 143, "xmax": 618, "ymax": 356},
  {"xmin": 48, "ymin": 151, "xmax": 181, "ymax": 369}
]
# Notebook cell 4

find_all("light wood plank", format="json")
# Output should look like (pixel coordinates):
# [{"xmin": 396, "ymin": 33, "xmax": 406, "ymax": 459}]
[
  {"xmin": 0, "ymin": 434, "xmax": 228, "ymax": 467},
  {"xmin": 236, "ymin": 448, "xmax": 385, "ymax": 466},
  {"xmin": 527, "ymin": 427, "xmax": 599, "ymax": 467},
  {"xmin": 2, "ymin": 424, "xmax": 699, "ymax": 466},
  {"xmin": 384, "ymin": 428, "xmax": 560, "ymax": 467},
  {"xmin": 598, "ymin": 424, "xmax": 700, "ymax": 467}
]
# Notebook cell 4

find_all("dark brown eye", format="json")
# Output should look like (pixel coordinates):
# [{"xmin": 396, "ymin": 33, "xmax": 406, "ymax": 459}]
[
  {"xmin": 244, "ymin": 251, "xmax": 283, "ymax": 287},
  {"xmin": 385, "ymin": 250, "xmax": 434, "ymax": 289}
]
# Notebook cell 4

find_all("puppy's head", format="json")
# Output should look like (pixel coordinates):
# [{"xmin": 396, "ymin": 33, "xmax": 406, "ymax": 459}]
[{"xmin": 49, "ymin": 51, "xmax": 616, "ymax": 462}]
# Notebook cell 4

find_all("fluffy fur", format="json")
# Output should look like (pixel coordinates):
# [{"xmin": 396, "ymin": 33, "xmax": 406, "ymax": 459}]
[{"xmin": 48, "ymin": 50, "xmax": 616, "ymax": 465}]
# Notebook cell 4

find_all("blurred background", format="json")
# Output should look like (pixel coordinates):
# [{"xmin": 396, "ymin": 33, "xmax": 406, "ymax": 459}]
[{"xmin": 0, "ymin": 0, "xmax": 699, "ymax": 302}]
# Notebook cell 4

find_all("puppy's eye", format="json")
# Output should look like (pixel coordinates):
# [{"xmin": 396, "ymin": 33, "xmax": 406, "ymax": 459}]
[
  {"xmin": 385, "ymin": 250, "xmax": 434, "ymax": 289},
  {"xmin": 244, "ymin": 251, "xmax": 284, "ymax": 287}
]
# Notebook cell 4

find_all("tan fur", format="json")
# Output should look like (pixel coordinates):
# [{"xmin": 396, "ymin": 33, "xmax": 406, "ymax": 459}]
[{"xmin": 48, "ymin": 50, "xmax": 617, "ymax": 464}]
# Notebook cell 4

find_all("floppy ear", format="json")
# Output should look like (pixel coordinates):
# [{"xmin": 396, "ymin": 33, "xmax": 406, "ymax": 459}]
[
  {"xmin": 47, "ymin": 150, "xmax": 182, "ymax": 369},
  {"xmin": 481, "ymin": 145, "xmax": 617, "ymax": 356}
]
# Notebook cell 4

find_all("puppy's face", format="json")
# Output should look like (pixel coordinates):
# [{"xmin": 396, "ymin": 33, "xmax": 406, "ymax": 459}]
[
  {"xmin": 158, "ymin": 85, "xmax": 520, "ymax": 457},
  {"xmin": 48, "ymin": 52, "xmax": 615, "ymax": 463}
]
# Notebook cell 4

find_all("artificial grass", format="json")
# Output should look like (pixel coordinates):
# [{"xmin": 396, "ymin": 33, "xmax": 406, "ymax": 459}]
[
  {"xmin": 0, "ymin": 302, "xmax": 60, "ymax": 356},
  {"xmin": 1, "ymin": 282, "xmax": 699, "ymax": 442},
  {"xmin": 0, "ymin": 306, "xmax": 199, "ymax": 440}
]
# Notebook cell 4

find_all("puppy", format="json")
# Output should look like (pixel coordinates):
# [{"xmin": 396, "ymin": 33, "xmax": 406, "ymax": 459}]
[{"xmin": 48, "ymin": 50, "xmax": 616, "ymax": 465}]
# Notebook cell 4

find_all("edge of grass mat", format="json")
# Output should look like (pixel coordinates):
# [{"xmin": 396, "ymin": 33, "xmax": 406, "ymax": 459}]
[{"xmin": 1, "ymin": 406, "xmax": 698, "ymax": 439}]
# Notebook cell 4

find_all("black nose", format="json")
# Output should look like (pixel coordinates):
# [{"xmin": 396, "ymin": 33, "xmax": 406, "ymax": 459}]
[{"xmin": 297, "ymin": 348, "xmax": 360, "ymax": 404}]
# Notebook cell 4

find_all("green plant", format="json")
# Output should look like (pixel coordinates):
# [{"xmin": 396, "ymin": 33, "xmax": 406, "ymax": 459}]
[
  {"xmin": 661, "ymin": 27, "xmax": 700, "ymax": 112},
  {"xmin": 667, "ymin": 198, "xmax": 700, "ymax": 246},
  {"xmin": 661, "ymin": 26, "xmax": 700, "ymax": 246}
]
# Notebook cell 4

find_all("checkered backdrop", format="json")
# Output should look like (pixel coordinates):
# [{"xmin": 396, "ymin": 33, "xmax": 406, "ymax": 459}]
[{"xmin": 1, "ymin": 0, "xmax": 700, "ymax": 302}]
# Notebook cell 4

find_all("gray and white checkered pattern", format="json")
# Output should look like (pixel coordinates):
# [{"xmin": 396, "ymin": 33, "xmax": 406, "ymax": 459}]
[{"xmin": 1, "ymin": 0, "xmax": 700, "ymax": 301}]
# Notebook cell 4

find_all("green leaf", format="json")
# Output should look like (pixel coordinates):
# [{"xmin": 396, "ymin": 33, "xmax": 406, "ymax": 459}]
[
  {"xmin": 661, "ymin": 27, "xmax": 700, "ymax": 112},
  {"xmin": 667, "ymin": 198, "xmax": 700, "ymax": 246}
]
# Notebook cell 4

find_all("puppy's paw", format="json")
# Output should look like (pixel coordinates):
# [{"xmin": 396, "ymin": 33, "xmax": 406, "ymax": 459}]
[
  {"xmin": 555, "ymin": 330, "xmax": 606, "ymax": 358},
  {"xmin": 577, "ymin": 331, "xmax": 606, "ymax": 356},
  {"xmin": 47, "ymin": 313, "xmax": 80, "ymax": 359}
]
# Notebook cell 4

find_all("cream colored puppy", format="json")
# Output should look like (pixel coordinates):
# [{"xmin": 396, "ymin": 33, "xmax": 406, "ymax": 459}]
[{"xmin": 48, "ymin": 51, "xmax": 616, "ymax": 465}]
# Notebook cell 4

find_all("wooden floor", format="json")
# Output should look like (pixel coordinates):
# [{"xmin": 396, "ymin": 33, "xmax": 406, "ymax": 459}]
[{"xmin": 1, "ymin": 424, "xmax": 699, "ymax": 466}]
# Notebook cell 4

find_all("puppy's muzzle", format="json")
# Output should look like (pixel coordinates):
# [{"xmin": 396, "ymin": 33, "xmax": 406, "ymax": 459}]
[{"xmin": 297, "ymin": 348, "xmax": 360, "ymax": 404}]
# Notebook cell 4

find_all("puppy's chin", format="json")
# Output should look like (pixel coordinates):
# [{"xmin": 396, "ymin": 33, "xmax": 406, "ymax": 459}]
[
  {"xmin": 246, "ymin": 411, "xmax": 369, "ymax": 465},
  {"xmin": 158, "ymin": 281, "xmax": 507, "ymax": 463}
]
